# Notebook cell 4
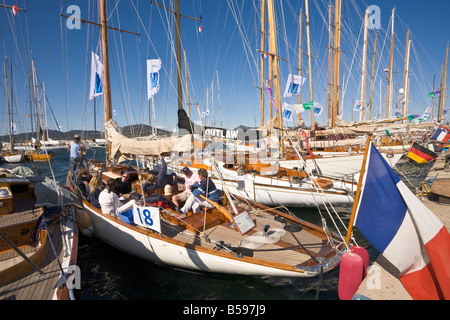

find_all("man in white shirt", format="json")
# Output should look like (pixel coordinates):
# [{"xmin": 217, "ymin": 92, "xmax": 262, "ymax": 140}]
[
  {"xmin": 99, "ymin": 178, "xmax": 136, "ymax": 215},
  {"xmin": 172, "ymin": 167, "xmax": 200, "ymax": 209}
]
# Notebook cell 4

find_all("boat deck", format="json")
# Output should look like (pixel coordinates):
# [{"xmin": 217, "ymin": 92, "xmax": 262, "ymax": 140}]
[
  {"xmin": 0, "ymin": 191, "xmax": 66, "ymax": 300},
  {"xmin": 159, "ymin": 203, "xmax": 331, "ymax": 268},
  {"xmin": 0, "ymin": 225, "xmax": 64, "ymax": 300}
]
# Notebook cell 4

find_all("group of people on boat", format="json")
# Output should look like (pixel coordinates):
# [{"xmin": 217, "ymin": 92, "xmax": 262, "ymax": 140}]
[{"xmin": 69, "ymin": 138, "xmax": 220, "ymax": 219}]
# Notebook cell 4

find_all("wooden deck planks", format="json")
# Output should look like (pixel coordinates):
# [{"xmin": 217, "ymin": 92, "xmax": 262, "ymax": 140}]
[{"xmin": 0, "ymin": 223, "xmax": 64, "ymax": 300}]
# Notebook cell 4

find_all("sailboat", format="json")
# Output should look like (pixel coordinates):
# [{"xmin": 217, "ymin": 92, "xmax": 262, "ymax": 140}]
[
  {"xmin": 65, "ymin": 0, "xmax": 345, "ymax": 278},
  {"xmin": 1, "ymin": 58, "xmax": 24, "ymax": 163},
  {"xmin": 23, "ymin": 60, "xmax": 55, "ymax": 162}
]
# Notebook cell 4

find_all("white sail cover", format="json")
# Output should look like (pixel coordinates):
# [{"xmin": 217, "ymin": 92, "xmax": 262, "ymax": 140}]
[{"xmin": 105, "ymin": 121, "xmax": 193, "ymax": 161}]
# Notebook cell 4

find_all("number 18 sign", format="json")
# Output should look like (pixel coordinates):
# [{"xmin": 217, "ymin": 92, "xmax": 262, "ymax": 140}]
[{"xmin": 133, "ymin": 205, "xmax": 161, "ymax": 233}]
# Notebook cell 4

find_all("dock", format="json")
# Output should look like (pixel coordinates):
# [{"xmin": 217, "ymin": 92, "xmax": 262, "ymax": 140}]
[{"xmin": 353, "ymin": 144, "xmax": 450, "ymax": 300}]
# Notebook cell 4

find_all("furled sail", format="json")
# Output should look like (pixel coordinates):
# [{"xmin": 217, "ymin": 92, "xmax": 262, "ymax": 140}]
[{"xmin": 105, "ymin": 120, "xmax": 193, "ymax": 162}]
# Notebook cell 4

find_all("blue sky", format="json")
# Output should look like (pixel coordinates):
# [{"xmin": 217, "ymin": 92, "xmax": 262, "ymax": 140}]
[{"xmin": 0, "ymin": 0, "xmax": 449, "ymax": 137}]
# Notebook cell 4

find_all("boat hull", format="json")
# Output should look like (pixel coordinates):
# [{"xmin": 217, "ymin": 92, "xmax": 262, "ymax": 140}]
[
  {"xmin": 25, "ymin": 150, "xmax": 54, "ymax": 162},
  {"xmin": 1, "ymin": 153, "xmax": 25, "ymax": 163},
  {"xmin": 80, "ymin": 204, "xmax": 337, "ymax": 277}
]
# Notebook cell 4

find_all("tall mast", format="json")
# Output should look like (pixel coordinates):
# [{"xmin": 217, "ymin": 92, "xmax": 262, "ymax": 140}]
[
  {"xmin": 327, "ymin": 5, "xmax": 332, "ymax": 127},
  {"xmin": 297, "ymin": 9, "xmax": 303, "ymax": 126},
  {"xmin": 402, "ymin": 29, "xmax": 410, "ymax": 122},
  {"xmin": 267, "ymin": 0, "xmax": 281, "ymax": 127},
  {"xmin": 260, "ymin": 0, "xmax": 266, "ymax": 126},
  {"xmin": 266, "ymin": 0, "xmax": 283, "ymax": 156},
  {"xmin": 100, "ymin": 0, "xmax": 112, "ymax": 123},
  {"xmin": 369, "ymin": 31, "xmax": 378, "ymax": 120},
  {"xmin": 386, "ymin": 8, "xmax": 395, "ymax": 119},
  {"xmin": 184, "ymin": 49, "xmax": 190, "ymax": 117},
  {"xmin": 175, "ymin": 0, "xmax": 183, "ymax": 111},
  {"xmin": 305, "ymin": 0, "xmax": 314, "ymax": 128},
  {"xmin": 360, "ymin": 9, "xmax": 369, "ymax": 122},
  {"xmin": 440, "ymin": 43, "xmax": 449, "ymax": 123},
  {"xmin": 332, "ymin": 0, "xmax": 342, "ymax": 127},
  {"xmin": 4, "ymin": 59, "xmax": 13, "ymax": 152}
]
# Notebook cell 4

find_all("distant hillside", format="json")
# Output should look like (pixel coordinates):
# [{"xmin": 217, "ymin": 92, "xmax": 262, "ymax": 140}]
[{"xmin": 0, "ymin": 124, "xmax": 173, "ymax": 142}]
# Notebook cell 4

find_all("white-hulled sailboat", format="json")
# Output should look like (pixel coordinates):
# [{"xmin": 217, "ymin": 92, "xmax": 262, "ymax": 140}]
[{"xmin": 66, "ymin": 0, "xmax": 346, "ymax": 278}]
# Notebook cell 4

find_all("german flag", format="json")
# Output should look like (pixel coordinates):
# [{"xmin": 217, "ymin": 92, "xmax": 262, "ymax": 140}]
[{"xmin": 407, "ymin": 142, "xmax": 437, "ymax": 164}]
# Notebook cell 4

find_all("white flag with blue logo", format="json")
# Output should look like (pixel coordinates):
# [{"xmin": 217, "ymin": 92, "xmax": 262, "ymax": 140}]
[
  {"xmin": 147, "ymin": 59, "xmax": 162, "ymax": 100},
  {"xmin": 283, "ymin": 74, "xmax": 306, "ymax": 98},
  {"xmin": 89, "ymin": 52, "xmax": 104, "ymax": 100}
]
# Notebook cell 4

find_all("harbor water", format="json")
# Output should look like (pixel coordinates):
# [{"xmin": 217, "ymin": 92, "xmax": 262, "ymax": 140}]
[{"xmin": 0, "ymin": 147, "xmax": 431, "ymax": 300}]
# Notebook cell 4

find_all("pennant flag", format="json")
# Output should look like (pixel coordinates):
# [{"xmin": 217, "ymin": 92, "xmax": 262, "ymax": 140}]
[
  {"xmin": 407, "ymin": 142, "xmax": 437, "ymax": 163},
  {"xmin": 89, "ymin": 52, "xmax": 104, "ymax": 100},
  {"xmin": 407, "ymin": 114, "xmax": 418, "ymax": 121},
  {"xmin": 266, "ymin": 87, "xmax": 279, "ymax": 113},
  {"xmin": 354, "ymin": 143, "xmax": 450, "ymax": 300},
  {"xmin": 434, "ymin": 90, "xmax": 441, "ymax": 97},
  {"xmin": 354, "ymin": 100, "xmax": 362, "ymax": 112},
  {"xmin": 428, "ymin": 92, "xmax": 436, "ymax": 98},
  {"xmin": 283, "ymin": 74, "xmax": 306, "ymax": 98},
  {"xmin": 430, "ymin": 128, "xmax": 450, "ymax": 142},
  {"xmin": 11, "ymin": 4, "xmax": 19, "ymax": 16},
  {"xmin": 147, "ymin": 59, "xmax": 162, "ymax": 100},
  {"xmin": 313, "ymin": 102, "xmax": 324, "ymax": 116},
  {"xmin": 291, "ymin": 102, "xmax": 313, "ymax": 113},
  {"xmin": 197, "ymin": 26, "xmax": 203, "ymax": 33},
  {"xmin": 282, "ymin": 103, "xmax": 295, "ymax": 122}
]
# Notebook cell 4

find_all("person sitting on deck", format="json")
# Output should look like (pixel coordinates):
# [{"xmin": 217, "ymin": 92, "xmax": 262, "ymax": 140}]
[
  {"xmin": 87, "ymin": 173, "xmax": 103, "ymax": 209},
  {"xmin": 75, "ymin": 168, "xmax": 91, "ymax": 198},
  {"xmin": 114, "ymin": 171, "xmax": 132, "ymax": 195},
  {"xmin": 142, "ymin": 155, "xmax": 177, "ymax": 196},
  {"xmin": 180, "ymin": 168, "xmax": 219, "ymax": 216},
  {"xmin": 172, "ymin": 167, "xmax": 200, "ymax": 209},
  {"xmin": 99, "ymin": 178, "xmax": 136, "ymax": 216}
]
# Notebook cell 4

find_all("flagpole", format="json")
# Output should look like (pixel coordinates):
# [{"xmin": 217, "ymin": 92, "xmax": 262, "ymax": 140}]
[{"xmin": 345, "ymin": 134, "xmax": 373, "ymax": 245}]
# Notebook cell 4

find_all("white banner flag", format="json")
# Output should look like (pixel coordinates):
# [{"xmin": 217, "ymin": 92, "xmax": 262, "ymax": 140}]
[
  {"xmin": 89, "ymin": 52, "xmax": 104, "ymax": 100},
  {"xmin": 313, "ymin": 102, "xmax": 324, "ymax": 116},
  {"xmin": 147, "ymin": 59, "xmax": 162, "ymax": 100},
  {"xmin": 282, "ymin": 102, "xmax": 295, "ymax": 122},
  {"xmin": 283, "ymin": 74, "xmax": 306, "ymax": 98},
  {"xmin": 354, "ymin": 100, "xmax": 362, "ymax": 112}
]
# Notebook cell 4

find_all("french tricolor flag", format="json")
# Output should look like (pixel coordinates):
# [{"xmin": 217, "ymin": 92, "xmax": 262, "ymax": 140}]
[
  {"xmin": 354, "ymin": 143, "xmax": 450, "ymax": 300},
  {"xmin": 430, "ymin": 128, "xmax": 450, "ymax": 142}
]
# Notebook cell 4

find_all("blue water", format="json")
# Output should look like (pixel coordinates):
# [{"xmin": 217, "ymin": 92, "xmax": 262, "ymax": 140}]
[{"xmin": 3, "ymin": 148, "xmax": 428, "ymax": 300}]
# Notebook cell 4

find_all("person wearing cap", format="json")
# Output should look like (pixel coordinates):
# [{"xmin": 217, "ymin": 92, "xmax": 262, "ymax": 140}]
[
  {"xmin": 172, "ymin": 167, "xmax": 200, "ymax": 209},
  {"xmin": 69, "ymin": 135, "xmax": 82, "ymax": 174}
]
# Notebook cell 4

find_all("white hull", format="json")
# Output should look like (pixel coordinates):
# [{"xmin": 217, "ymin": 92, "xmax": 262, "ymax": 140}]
[
  {"xmin": 2, "ymin": 153, "xmax": 25, "ymax": 163},
  {"xmin": 279, "ymin": 152, "xmax": 403, "ymax": 179},
  {"xmin": 212, "ymin": 162, "xmax": 354, "ymax": 208},
  {"xmin": 168, "ymin": 159, "xmax": 355, "ymax": 208},
  {"xmin": 81, "ymin": 205, "xmax": 332, "ymax": 277}
]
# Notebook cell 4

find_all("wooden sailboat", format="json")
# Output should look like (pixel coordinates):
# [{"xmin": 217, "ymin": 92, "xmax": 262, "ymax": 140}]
[
  {"xmin": 1, "ymin": 58, "xmax": 24, "ymax": 163},
  {"xmin": 66, "ymin": 0, "xmax": 345, "ymax": 278},
  {"xmin": 24, "ymin": 60, "xmax": 54, "ymax": 162},
  {"xmin": 0, "ymin": 167, "xmax": 80, "ymax": 300}
]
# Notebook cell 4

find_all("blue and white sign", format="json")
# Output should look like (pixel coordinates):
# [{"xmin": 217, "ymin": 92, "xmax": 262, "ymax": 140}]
[{"xmin": 133, "ymin": 205, "xmax": 161, "ymax": 233}]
